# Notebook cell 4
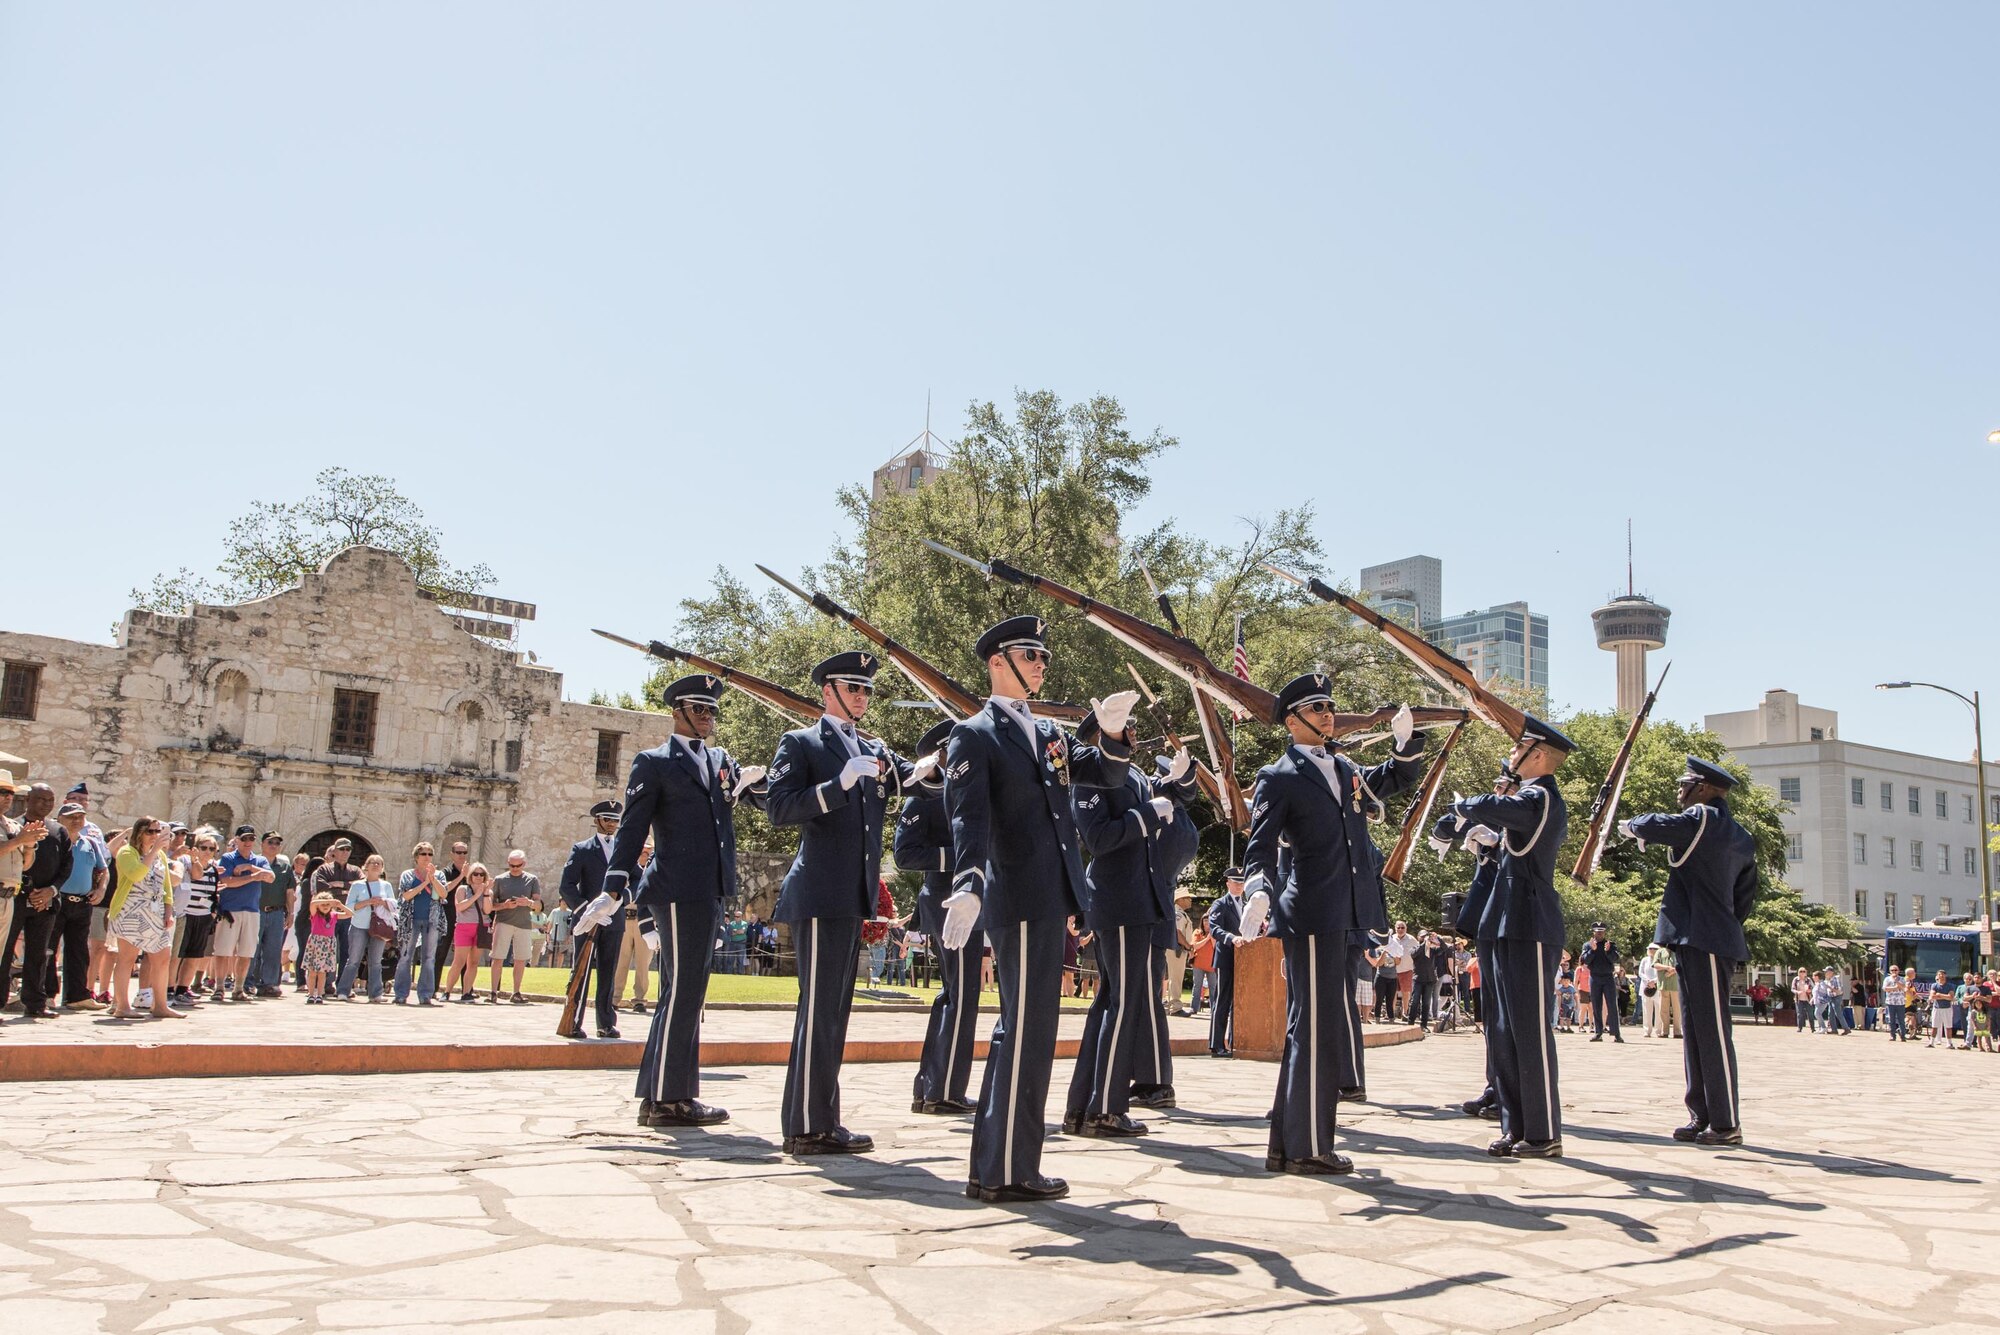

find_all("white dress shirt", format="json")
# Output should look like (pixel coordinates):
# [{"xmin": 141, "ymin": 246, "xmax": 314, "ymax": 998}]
[{"xmin": 988, "ymin": 694, "xmax": 1039, "ymax": 751}]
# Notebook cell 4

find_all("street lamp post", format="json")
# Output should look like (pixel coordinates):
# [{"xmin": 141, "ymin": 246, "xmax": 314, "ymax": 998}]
[{"xmin": 1877, "ymin": 682, "xmax": 1994, "ymax": 952}]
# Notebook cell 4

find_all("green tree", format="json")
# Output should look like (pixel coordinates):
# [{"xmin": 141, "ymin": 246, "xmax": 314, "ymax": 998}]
[{"xmin": 132, "ymin": 467, "xmax": 494, "ymax": 612}]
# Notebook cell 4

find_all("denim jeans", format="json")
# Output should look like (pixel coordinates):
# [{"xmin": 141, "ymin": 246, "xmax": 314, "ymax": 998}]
[
  {"xmin": 1190, "ymin": 966, "xmax": 1214, "ymax": 1011},
  {"xmin": 338, "ymin": 924, "xmax": 386, "ymax": 999},
  {"xmin": 247, "ymin": 909, "xmax": 289, "ymax": 990},
  {"xmin": 1887, "ymin": 1002, "xmax": 1907, "ymax": 1038},
  {"xmin": 867, "ymin": 941, "xmax": 886, "ymax": 983},
  {"xmin": 395, "ymin": 918, "xmax": 440, "ymax": 1002}
]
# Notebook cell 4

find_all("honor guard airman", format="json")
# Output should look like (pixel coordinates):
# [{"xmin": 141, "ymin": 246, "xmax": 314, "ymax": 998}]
[
  {"xmin": 941, "ymin": 615, "xmax": 1139, "ymax": 1203},
  {"xmin": 1449, "ymin": 715, "xmax": 1574, "ymax": 1159},
  {"xmin": 1063, "ymin": 743, "xmax": 1201, "ymax": 1138},
  {"xmin": 1622, "ymin": 755, "xmax": 1759, "ymax": 1146},
  {"xmin": 1240, "ymin": 673, "xmax": 1427, "ymax": 1175},
  {"xmin": 1205, "ymin": 869, "xmax": 1247, "ymax": 1057},
  {"xmin": 765, "ymin": 650, "xmax": 931, "ymax": 1157},
  {"xmin": 558, "ymin": 799, "xmax": 625, "ymax": 1033},
  {"xmin": 599, "ymin": 674, "xmax": 768, "ymax": 1128},
  {"xmin": 1433, "ymin": 771, "xmax": 1517, "ymax": 1121},
  {"xmin": 894, "ymin": 717, "xmax": 978, "ymax": 1116}
]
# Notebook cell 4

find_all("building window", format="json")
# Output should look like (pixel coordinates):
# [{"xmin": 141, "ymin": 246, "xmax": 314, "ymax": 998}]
[
  {"xmin": 1853, "ymin": 834, "xmax": 1867, "ymax": 865},
  {"xmin": 1940, "ymin": 898, "xmax": 1952, "ymax": 917},
  {"xmin": 1883, "ymin": 892, "xmax": 1898, "ymax": 923},
  {"xmin": 504, "ymin": 739, "xmax": 522, "ymax": 772},
  {"xmin": 1991, "ymin": 795, "xmax": 1999, "ymax": 825},
  {"xmin": 1786, "ymin": 833, "xmax": 1804, "ymax": 861},
  {"xmin": 1908, "ymin": 785, "xmax": 1921, "ymax": 814},
  {"xmin": 1937, "ymin": 789, "xmax": 1949, "ymax": 819},
  {"xmin": 0, "ymin": 661, "xmax": 40, "ymax": 721},
  {"xmin": 1967, "ymin": 847, "xmax": 1977, "ymax": 876},
  {"xmin": 1912, "ymin": 840, "xmax": 1923, "ymax": 871},
  {"xmin": 1810, "ymin": 726, "xmax": 1826, "ymax": 741},
  {"xmin": 1884, "ymin": 837, "xmax": 1896, "ymax": 868},
  {"xmin": 1968, "ymin": 795, "xmax": 1977, "ymax": 823},
  {"xmin": 1851, "ymin": 778, "xmax": 1864, "ymax": 807},
  {"xmin": 595, "ymin": 731, "xmax": 622, "ymax": 784},
  {"xmin": 329, "ymin": 689, "xmax": 379, "ymax": 756},
  {"xmin": 1912, "ymin": 894, "xmax": 1925, "ymax": 921},
  {"xmin": 1881, "ymin": 782, "xmax": 1893, "ymax": 811},
  {"xmin": 1939, "ymin": 842, "xmax": 1950, "ymax": 875},
  {"xmin": 1853, "ymin": 890, "xmax": 1868, "ymax": 920},
  {"xmin": 909, "ymin": 464, "xmax": 924, "ymax": 483},
  {"xmin": 1779, "ymin": 777, "xmax": 1802, "ymax": 803}
]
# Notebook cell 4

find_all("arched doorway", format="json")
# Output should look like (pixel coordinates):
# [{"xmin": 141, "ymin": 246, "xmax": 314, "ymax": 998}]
[{"xmin": 302, "ymin": 829, "xmax": 377, "ymax": 865}]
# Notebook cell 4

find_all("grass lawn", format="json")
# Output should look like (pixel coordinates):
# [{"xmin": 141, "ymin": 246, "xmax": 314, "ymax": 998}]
[{"xmin": 513, "ymin": 967, "xmax": 1101, "ymax": 1008}]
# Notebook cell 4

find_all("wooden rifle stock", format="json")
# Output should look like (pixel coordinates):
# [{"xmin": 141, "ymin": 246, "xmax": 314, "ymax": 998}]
[
  {"xmin": 556, "ymin": 928, "xmax": 595, "ymax": 1039},
  {"xmin": 1569, "ymin": 661, "xmax": 1671, "ymax": 885},
  {"xmin": 1263, "ymin": 565, "xmax": 1530, "ymax": 740},
  {"xmin": 1128, "ymin": 664, "xmax": 1251, "ymax": 833},
  {"xmin": 592, "ymin": 630, "xmax": 823, "ymax": 729},
  {"xmin": 1382, "ymin": 720, "xmax": 1468, "ymax": 885}
]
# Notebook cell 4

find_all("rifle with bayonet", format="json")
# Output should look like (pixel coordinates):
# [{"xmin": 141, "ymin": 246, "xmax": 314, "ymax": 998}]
[
  {"xmin": 753, "ymin": 564, "xmax": 1088, "ymax": 725},
  {"xmin": 1569, "ymin": 661, "xmax": 1671, "ymax": 885},
  {"xmin": 591, "ymin": 629, "xmax": 830, "ymax": 731},
  {"xmin": 1129, "ymin": 560, "xmax": 1255, "ymax": 831},
  {"xmin": 1261, "ymin": 563, "xmax": 1531, "ymax": 740},
  {"xmin": 1126, "ymin": 663, "xmax": 1252, "ymax": 833},
  {"xmin": 1381, "ymin": 720, "xmax": 1468, "ymax": 885}
]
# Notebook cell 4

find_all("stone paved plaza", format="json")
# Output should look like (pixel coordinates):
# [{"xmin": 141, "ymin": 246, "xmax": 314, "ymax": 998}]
[{"xmin": 2, "ymin": 1022, "xmax": 1994, "ymax": 1334}]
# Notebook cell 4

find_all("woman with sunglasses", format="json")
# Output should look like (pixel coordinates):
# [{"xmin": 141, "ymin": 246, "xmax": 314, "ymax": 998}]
[
  {"xmin": 445, "ymin": 863, "xmax": 493, "ymax": 1003},
  {"xmin": 106, "ymin": 818, "xmax": 185, "ymax": 1019}
]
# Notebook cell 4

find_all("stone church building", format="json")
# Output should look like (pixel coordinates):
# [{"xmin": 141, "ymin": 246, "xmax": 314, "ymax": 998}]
[{"xmin": 0, "ymin": 546, "xmax": 676, "ymax": 874}]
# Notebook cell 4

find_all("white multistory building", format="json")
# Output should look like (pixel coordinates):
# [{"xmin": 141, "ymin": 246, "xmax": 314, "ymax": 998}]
[{"xmin": 1706, "ymin": 689, "xmax": 1999, "ymax": 940}]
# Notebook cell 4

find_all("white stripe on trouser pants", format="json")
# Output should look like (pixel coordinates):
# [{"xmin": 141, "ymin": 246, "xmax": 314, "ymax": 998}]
[
  {"xmin": 1004, "ymin": 921, "xmax": 1026, "ymax": 1185},
  {"xmin": 1535, "ymin": 942, "xmax": 1553, "ymax": 1136},
  {"xmin": 656, "ymin": 902, "xmax": 680, "ymax": 1101},
  {"xmin": 1711, "ymin": 954, "xmax": 1735, "ymax": 1127},
  {"xmin": 943, "ymin": 946, "xmax": 967, "ymax": 1098},
  {"xmin": 802, "ymin": 920, "xmax": 818, "ymax": 1130},
  {"xmin": 1099, "ymin": 926, "xmax": 1127, "ymax": 1117},
  {"xmin": 1308, "ymin": 936, "xmax": 1320, "ymax": 1157}
]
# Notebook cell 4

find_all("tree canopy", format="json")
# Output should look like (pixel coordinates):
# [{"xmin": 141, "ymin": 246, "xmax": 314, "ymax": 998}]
[{"xmin": 132, "ymin": 467, "xmax": 494, "ymax": 613}]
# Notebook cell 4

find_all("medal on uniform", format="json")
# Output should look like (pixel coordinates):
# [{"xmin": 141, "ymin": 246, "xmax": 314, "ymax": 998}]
[{"xmin": 1046, "ymin": 736, "xmax": 1070, "ymax": 787}]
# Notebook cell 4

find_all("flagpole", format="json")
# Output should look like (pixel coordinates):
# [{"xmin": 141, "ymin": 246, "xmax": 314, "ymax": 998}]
[{"xmin": 1229, "ymin": 612, "xmax": 1242, "ymax": 866}]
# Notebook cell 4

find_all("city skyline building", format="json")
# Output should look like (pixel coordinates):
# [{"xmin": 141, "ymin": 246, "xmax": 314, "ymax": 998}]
[
  {"xmin": 1358, "ymin": 555, "xmax": 1442, "ymax": 628},
  {"xmin": 1592, "ymin": 522, "xmax": 1671, "ymax": 714},
  {"xmin": 1357, "ymin": 553, "xmax": 1547, "ymax": 694}
]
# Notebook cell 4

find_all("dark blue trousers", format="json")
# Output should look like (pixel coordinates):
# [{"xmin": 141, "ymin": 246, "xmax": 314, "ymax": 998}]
[
  {"xmin": 1268, "ymin": 933, "xmax": 1354, "ymax": 1161},
  {"xmin": 1588, "ymin": 974, "xmax": 1621, "ymax": 1037},
  {"xmin": 781, "ymin": 915, "xmax": 861, "ymax": 1138},
  {"xmin": 1209, "ymin": 949, "xmax": 1236, "ymax": 1054},
  {"xmin": 587, "ymin": 918, "xmax": 622, "ymax": 1032},
  {"xmin": 1066, "ymin": 921, "xmax": 1154, "ymax": 1119},
  {"xmin": 971, "ymin": 918, "xmax": 1064, "ymax": 1190},
  {"xmin": 635, "ymin": 896, "xmax": 718, "ymax": 1106},
  {"xmin": 1133, "ymin": 939, "xmax": 1173, "ymax": 1092},
  {"xmin": 1489, "ymin": 937, "xmax": 1561, "ymax": 1144},
  {"xmin": 912, "ymin": 942, "xmax": 979, "ymax": 1105},
  {"xmin": 1675, "ymin": 947, "xmax": 1742, "ymax": 1132},
  {"xmin": 1339, "ymin": 940, "xmax": 1369, "ymax": 1091},
  {"xmin": 1471, "ymin": 940, "xmax": 1498, "ymax": 1106}
]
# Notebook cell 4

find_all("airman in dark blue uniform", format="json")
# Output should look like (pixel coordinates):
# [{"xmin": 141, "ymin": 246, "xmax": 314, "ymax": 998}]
[
  {"xmin": 1205, "ymin": 873, "xmax": 1246, "ymax": 1057},
  {"xmin": 1449, "ymin": 715, "xmax": 1574, "ymax": 1159},
  {"xmin": 1623, "ymin": 754, "xmax": 1759, "ymax": 1146},
  {"xmin": 942, "ymin": 616, "xmax": 1138, "ymax": 1203},
  {"xmin": 600, "ymin": 674, "xmax": 768, "ymax": 1129},
  {"xmin": 1063, "ymin": 747, "xmax": 1201, "ymax": 1136},
  {"xmin": 765, "ymin": 650, "xmax": 929, "ymax": 1157},
  {"xmin": 558, "ymin": 799, "xmax": 624, "ymax": 1038},
  {"xmin": 1432, "ymin": 772, "xmax": 1516, "ymax": 1120},
  {"xmin": 894, "ymin": 718, "xmax": 977, "ymax": 1116},
  {"xmin": 1241, "ymin": 673, "xmax": 1427, "ymax": 1176}
]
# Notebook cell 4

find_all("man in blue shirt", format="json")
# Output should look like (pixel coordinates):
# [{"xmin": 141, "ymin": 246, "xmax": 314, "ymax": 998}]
[
  {"xmin": 52, "ymin": 804, "xmax": 107, "ymax": 1011},
  {"xmin": 213, "ymin": 825, "xmax": 276, "ymax": 1003}
]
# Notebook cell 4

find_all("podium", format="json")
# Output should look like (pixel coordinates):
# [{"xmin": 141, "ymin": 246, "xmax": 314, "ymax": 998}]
[{"xmin": 1231, "ymin": 937, "xmax": 1289, "ymax": 1062}]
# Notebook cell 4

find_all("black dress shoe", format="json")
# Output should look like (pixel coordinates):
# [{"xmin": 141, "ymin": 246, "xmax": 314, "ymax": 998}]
[
  {"xmin": 1671, "ymin": 1122, "xmax": 1707, "ymax": 1143},
  {"xmin": 1059, "ymin": 1110, "xmax": 1085, "ymax": 1135},
  {"xmin": 1077, "ymin": 1113, "xmax": 1148, "ymax": 1138},
  {"xmin": 971, "ymin": 1175, "xmax": 1068, "ymax": 1203},
  {"xmin": 1512, "ymin": 1138, "xmax": 1564, "ymax": 1158},
  {"xmin": 1337, "ymin": 1086, "xmax": 1367, "ymax": 1104},
  {"xmin": 1459, "ymin": 1098, "xmax": 1487, "ymax": 1116},
  {"xmin": 1267, "ymin": 1152, "xmax": 1353, "ymax": 1176},
  {"xmin": 1209, "ymin": 1049, "xmax": 1234, "ymax": 1059},
  {"xmin": 1694, "ymin": 1127, "xmax": 1742, "ymax": 1146},
  {"xmin": 1486, "ymin": 1136, "xmax": 1519, "ymax": 1158},
  {"xmin": 912, "ymin": 1097, "xmax": 976, "ymax": 1116},
  {"xmin": 647, "ymin": 1099, "xmax": 729, "ymax": 1127},
  {"xmin": 597, "ymin": 1027, "xmax": 622, "ymax": 1040},
  {"xmin": 784, "ymin": 1126, "xmax": 874, "ymax": 1156},
  {"xmin": 1129, "ymin": 1085, "xmax": 1177, "ymax": 1110}
]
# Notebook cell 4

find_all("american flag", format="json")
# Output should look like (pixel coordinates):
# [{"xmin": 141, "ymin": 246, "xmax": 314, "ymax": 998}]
[{"xmin": 1230, "ymin": 615, "xmax": 1250, "ymax": 720}]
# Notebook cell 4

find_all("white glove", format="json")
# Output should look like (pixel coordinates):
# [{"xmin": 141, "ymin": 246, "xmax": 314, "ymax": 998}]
[
  {"xmin": 1093, "ymin": 689, "xmax": 1140, "ymax": 738},
  {"xmin": 839, "ymin": 755, "xmax": 881, "ymax": 790},
  {"xmin": 940, "ymin": 891, "xmax": 982, "ymax": 950},
  {"xmin": 1391, "ymin": 703, "xmax": 1415, "ymax": 748},
  {"xmin": 1427, "ymin": 835, "xmax": 1454, "ymax": 860},
  {"xmin": 1616, "ymin": 819, "xmax": 1636, "ymax": 841},
  {"xmin": 732, "ymin": 764, "xmax": 767, "ymax": 793},
  {"xmin": 575, "ymin": 891, "xmax": 620, "ymax": 935},
  {"xmin": 642, "ymin": 930, "xmax": 660, "ymax": 952},
  {"xmin": 1468, "ymin": 825, "xmax": 1501, "ymax": 849},
  {"xmin": 1148, "ymin": 796, "xmax": 1175, "ymax": 825},
  {"xmin": 1239, "ymin": 889, "xmax": 1271, "ymax": 940},
  {"xmin": 1163, "ymin": 748, "xmax": 1193, "ymax": 783},
  {"xmin": 909, "ymin": 752, "xmax": 941, "ymax": 783}
]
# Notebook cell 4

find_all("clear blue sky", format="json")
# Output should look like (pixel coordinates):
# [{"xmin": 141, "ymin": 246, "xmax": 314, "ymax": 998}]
[{"xmin": 5, "ymin": 4, "xmax": 1996, "ymax": 760}]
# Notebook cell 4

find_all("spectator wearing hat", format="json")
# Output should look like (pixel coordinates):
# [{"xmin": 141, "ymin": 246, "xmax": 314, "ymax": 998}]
[
  {"xmin": 2, "ymin": 784, "xmax": 68, "ymax": 1018},
  {"xmin": 1163, "ymin": 888, "xmax": 1195, "ymax": 1014},
  {"xmin": 559, "ymin": 799, "xmax": 625, "ymax": 1028},
  {"xmin": 212, "ymin": 825, "xmax": 276, "ymax": 1002},
  {"xmin": 394, "ymin": 842, "xmax": 448, "ymax": 1004},
  {"xmin": 1578, "ymin": 923, "xmax": 1623, "ymax": 1042},
  {"xmin": 1623, "ymin": 753, "xmax": 1759, "ymax": 1146},
  {"xmin": 60, "ymin": 784, "xmax": 116, "ymax": 1007},
  {"xmin": 0, "ymin": 770, "xmax": 35, "ymax": 984},
  {"xmin": 246, "ymin": 833, "xmax": 292, "ymax": 998},
  {"xmin": 49, "ymin": 803, "xmax": 108, "ymax": 1010},
  {"xmin": 765, "ymin": 649, "xmax": 929, "ymax": 1157}
]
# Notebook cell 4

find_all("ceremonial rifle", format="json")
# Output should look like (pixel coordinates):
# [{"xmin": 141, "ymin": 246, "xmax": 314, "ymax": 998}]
[
  {"xmin": 1569, "ymin": 660, "xmax": 1671, "ymax": 885},
  {"xmin": 1381, "ymin": 719, "xmax": 1468, "ymax": 885},
  {"xmin": 591, "ymin": 629, "xmax": 826, "ymax": 730},
  {"xmin": 752, "ymin": 565, "xmax": 1089, "ymax": 725},
  {"xmin": 556, "ymin": 928, "xmax": 594, "ymax": 1039},
  {"xmin": 1130, "ymin": 559, "xmax": 1256, "ymax": 831},
  {"xmin": 1126, "ymin": 663, "xmax": 1252, "ymax": 833},
  {"xmin": 1261, "ymin": 563, "xmax": 1531, "ymax": 740}
]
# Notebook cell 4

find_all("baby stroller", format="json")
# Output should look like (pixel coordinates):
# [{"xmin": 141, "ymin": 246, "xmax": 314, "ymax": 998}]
[{"xmin": 1433, "ymin": 974, "xmax": 1464, "ymax": 1034}]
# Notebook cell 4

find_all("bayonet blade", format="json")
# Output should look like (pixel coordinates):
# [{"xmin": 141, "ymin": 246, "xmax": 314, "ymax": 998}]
[
  {"xmin": 755, "ymin": 563, "xmax": 819, "ymax": 608},
  {"xmin": 920, "ymin": 537, "xmax": 991, "ymax": 575},
  {"xmin": 592, "ymin": 628, "xmax": 651, "ymax": 654}
]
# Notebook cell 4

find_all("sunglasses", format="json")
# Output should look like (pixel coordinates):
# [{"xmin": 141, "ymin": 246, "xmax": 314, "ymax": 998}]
[
  {"xmin": 1010, "ymin": 647, "xmax": 1052, "ymax": 665},
  {"xmin": 836, "ymin": 681, "xmax": 874, "ymax": 696},
  {"xmin": 195, "ymin": 842, "xmax": 219, "ymax": 851},
  {"xmin": 681, "ymin": 703, "xmax": 719, "ymax": 718},
  {"xmin": 1298, "ymin": 700, "xmax": 1335, "ymax": 716},
  {"xmin": 469, "ymin": 872, "xmax": 490, "ymax": 881},
  {"xmin": 507, "ymin": 863, "xmax": 525, "ymax": 870}
]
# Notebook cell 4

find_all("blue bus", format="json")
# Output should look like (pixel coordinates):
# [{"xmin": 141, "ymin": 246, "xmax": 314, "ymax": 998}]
[{"xmin": 1883, "ymin": 924, "xmax": 1983, "ymax": 1017}]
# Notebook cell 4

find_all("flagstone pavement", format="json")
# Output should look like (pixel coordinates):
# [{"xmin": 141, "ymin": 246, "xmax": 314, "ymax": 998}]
[{"xmin": 1, "ymin": 1023, "xmax": 1994, "ymax": 1334}]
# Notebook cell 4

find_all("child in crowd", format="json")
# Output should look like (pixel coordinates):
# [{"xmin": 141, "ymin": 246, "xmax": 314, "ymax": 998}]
[{"xmin": 303, "ymin": 891, "xmax": 349, "ymax": 1003}]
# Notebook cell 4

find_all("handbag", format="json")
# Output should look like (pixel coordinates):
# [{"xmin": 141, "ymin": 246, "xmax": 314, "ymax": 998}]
[
  {"xmin": 475, "ymin": 904, "xmax": 493, "ymax": 951},
  {"xmin": 1643, "ymin": 982, "xmax": 1658, "ymax": 996}
]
